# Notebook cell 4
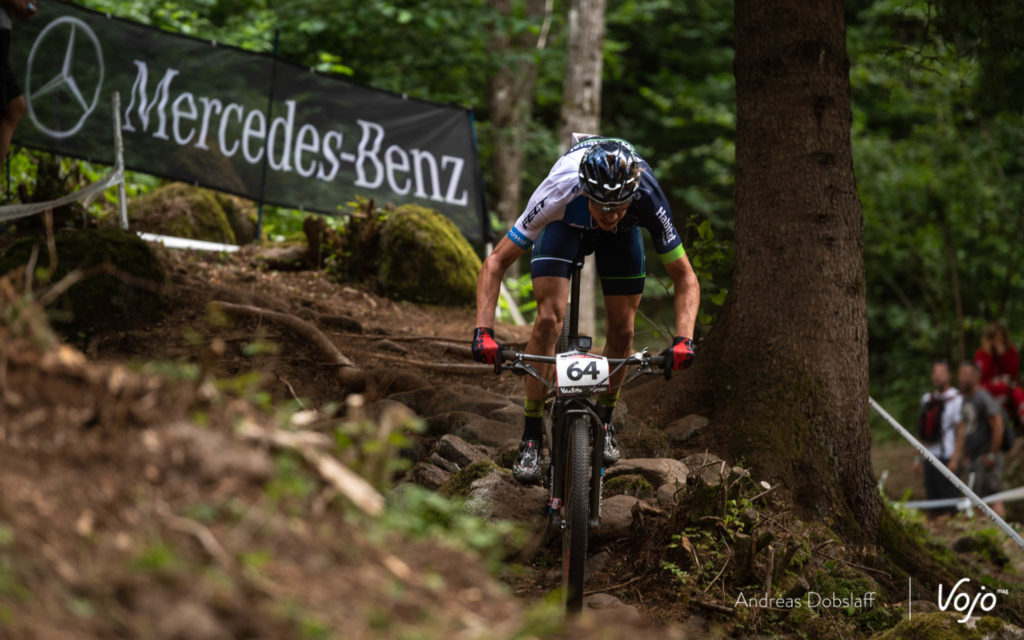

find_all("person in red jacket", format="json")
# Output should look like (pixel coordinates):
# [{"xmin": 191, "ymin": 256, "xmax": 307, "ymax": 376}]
[{"xmin": 975, "ymin": 322, "xmax": 1024, "ymax": 426}]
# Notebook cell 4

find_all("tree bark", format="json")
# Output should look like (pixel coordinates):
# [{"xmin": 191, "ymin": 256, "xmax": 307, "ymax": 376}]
[
  {"xmin": 558, "ymin": 0, "xmax": 605, "ymax": 337},
  {"xmin": 672, "ymin": 0, "xmax": 880, "ymax": 541}
]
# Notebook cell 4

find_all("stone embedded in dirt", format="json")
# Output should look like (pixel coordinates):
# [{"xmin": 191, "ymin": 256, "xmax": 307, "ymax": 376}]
[
  {"xmin": 584, "ymin": 550, "xmax": 611, "ymax": 580},
  {"xmin": 426, "ymin": 411, "xmax": 522, "ymax": 448},
  {"xmin": 487, "ymin": 403, "xmax": 523, "ymax": 426},
  {"xmin": 592, "ymin": 495, "xmax": 639, "ymax": 544},
  {"xmin": 464, "ymin": 470, "xmax": 548, "ymax": 529},
  {"xmin": 664, "ymin": 414, "xmax": 709, "ymax": 444},
  {"xmin": 362, "ymin": 399, "xmax": 413, "ymax": 423},
  {"xmin": 433, "ymin": 434, "xmax": 489, "ymax": 468},
  {"xmin": 607, "ymin": 458, "xmax": 689, "ymax": 489},
  {"xmin": 681, "ymin": 452, "xmax": 728, "ymax": 487},
  {"xmin": 656, "ymin": 482, "xmax": 682, "ymax": 508},
  {"xmin": 387, "ymin": 385, "xmax": 514, "ymax": 419},
  {"xmin": 406, "ymin": 461, "xmax": 452, "ymax": 490},
  {"xmin": 583, "ymin": 593, "xmax": 642, "ymax": 623},
  {"xmin": 427, "ymin": 452, "xmax": 460, "ymax": 474}
]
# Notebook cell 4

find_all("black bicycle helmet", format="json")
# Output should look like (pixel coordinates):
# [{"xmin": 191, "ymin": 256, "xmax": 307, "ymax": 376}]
[{"xmin": 578, "ymin": 140, "xmax": 642, "ymax": 204}]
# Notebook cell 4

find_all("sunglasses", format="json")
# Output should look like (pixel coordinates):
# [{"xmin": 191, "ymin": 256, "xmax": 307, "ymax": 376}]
[{"xmin": 591, "ymin": 199, "xmax": 632, "ymax": 214}]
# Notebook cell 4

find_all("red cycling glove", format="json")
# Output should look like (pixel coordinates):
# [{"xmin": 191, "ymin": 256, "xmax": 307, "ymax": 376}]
[
  {"xmin": 472, "ymin": 327, "xmax": 502, "ymax": 373},
  {"xmin": 661, "ymin": 336, "xmax": 695, "ymax": 379}
]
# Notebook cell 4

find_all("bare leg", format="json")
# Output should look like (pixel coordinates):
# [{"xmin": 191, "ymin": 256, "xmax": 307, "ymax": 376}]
[
  {"xmin": 0, "ymin": 95, "xmax": 26, "ymax": 166},
  {"xmin": 524, "ymin": 276, "xmax": 570, "ymax": 404},
  {"xmin": 603, "ymin": 294, "xmax": 642, "ymax": 392}
]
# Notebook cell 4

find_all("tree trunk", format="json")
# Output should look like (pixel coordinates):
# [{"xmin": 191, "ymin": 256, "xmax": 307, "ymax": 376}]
[
  {"xmin": 558, "ymin": 0, "xmax": 605, "ymax": 338},
  {"xmin": 692, "ymin": 0, "xmax": 880, "ymax": 541},
  {"xmin": 488, "ymin": 0, "xmax": 548, "ymax": 231}
]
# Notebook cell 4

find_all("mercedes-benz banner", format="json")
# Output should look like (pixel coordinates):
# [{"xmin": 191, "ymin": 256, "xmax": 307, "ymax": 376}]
[{"xmin": 11, "ymin": 2, "xmax": 490, "ymax": 242}]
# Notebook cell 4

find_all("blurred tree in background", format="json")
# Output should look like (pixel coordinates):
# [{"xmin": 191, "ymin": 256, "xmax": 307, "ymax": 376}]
[{"xmin": 62, "ymin": 0, "xmax": 1024, "ymax": 433}]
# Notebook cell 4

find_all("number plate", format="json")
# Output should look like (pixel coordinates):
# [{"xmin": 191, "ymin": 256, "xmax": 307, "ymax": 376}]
[{"xmin": 555, "ymin": 352, "xmax": 610, "ymax": 396}]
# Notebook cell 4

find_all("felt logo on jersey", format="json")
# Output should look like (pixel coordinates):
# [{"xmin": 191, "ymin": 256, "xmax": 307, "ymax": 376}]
[{"xmin": 523, "ymin": 197, "xmax": 547, "ymax": 229}]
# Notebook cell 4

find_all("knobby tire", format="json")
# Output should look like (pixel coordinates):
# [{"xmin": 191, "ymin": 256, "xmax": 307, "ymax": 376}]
[{"xmin": 563, "ymin": 415, "xmax": 590, "ymax": 612}]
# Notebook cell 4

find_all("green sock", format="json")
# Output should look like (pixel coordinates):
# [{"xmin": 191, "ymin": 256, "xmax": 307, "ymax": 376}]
[
  {"xmin": 523, "ymin": 398, "xmax": 544, "ymax": 441},
  {"xmin": 596, "ymin": 390, "xmax": 620, "ymax": 424}
]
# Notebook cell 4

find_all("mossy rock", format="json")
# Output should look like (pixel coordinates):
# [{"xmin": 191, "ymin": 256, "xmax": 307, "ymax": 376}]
[
  {"xmin": 869, "ymin": 611, "xmax": 1021, "ymax": 639},
  {"xmin": 605, "ymin": 474, "xmax": 655, "ymax": 499},
  {"xmin": 439, "ymin": 460, "xmax": 500, "ymax": 498},
  {"xmin": 213, "ymin": 192, "xmax": 259, "ymax": 245},
  {"xmin": 0, "ymin": 227, "xmax": 165, "ymax": 334},
  {"xmin": 377, "ymin": 204, "xmax": 481, "ymax": 305},
  {"xmin": 128, "ymin": 183, "xmax": 236, "ymax": 244}
]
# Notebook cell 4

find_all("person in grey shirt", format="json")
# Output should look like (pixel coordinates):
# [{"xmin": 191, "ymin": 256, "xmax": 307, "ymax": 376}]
[
  {"xmin": 0, "ymin": 0, "xmax": 36, "ymax": 172},
  {"xmin": 958, "ymin": 360, "xmax": 1006, "ymax": 517}
]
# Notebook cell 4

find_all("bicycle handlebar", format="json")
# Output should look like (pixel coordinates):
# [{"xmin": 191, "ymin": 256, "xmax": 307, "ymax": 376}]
[{"xmin": 498, "ymin": 349, "xmax": 665, "ymax": 368}]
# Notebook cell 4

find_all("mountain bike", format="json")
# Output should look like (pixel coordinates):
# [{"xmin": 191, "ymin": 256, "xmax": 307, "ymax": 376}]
[{"xmin": 497, "ymin": 252, "xmax": 666, "ymax": 613}]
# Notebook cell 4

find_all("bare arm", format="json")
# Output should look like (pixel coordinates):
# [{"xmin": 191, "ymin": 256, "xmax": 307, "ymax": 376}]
[
  {"xmin": 988, "ymin": 413, "xmax": 1004, "ymax": 457},
  {"xmin": 949, "ymin": 420, "xmax": 965, "ymax": 471},
  {"xmin": 664, "ymin": 254, "xmax": 700, "ymax": 339},
  {"xmin": 474, "ymin": 236, "xmax": 525, "ymax": 328}
]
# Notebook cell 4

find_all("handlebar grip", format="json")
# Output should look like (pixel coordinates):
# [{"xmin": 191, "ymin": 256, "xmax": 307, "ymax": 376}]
[
  {"xmin": 651, "ymin": 354, "xmax": 666, "ymax": 368},
  {"xmin": 499, "ymin": 349, "xmax": 518, "ymax": 362}
]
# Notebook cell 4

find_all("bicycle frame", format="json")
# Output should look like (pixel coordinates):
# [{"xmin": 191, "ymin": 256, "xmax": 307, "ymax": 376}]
[{"xmin": 497, "ymin": 250, "xmax": 664, "ymax": 612}]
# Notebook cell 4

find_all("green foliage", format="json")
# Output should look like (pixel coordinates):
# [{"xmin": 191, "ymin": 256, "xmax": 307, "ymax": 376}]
[
  {"xmin": 850, "ymin": 0, "xmax": 1024, "ymax": 430},
  {"xmin": 132, "ymin": 542, "xmax": 178, "ymax": 574},
  {"xmin": 381, "ymin": 484, "xmax": 521, "ymax": 571},
  {"xmin": 497, "ymin": 271, "xmax": 537, "ymax": 324}
]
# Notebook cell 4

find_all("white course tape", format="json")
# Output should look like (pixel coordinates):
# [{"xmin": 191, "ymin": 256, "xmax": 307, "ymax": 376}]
[
  {"xmin": 0, "ymin": 165, "xmax": 124, "ymax": 222},
  {"xmin": 869, "ymin": 396, "xmax": 1024, "ymax": 552},
  {"xmin": 901, "ymin": 485, "xmax": 1024, "ymax": 511},
  {"xmin": 137, "ymin": 232, "xmax": 239, "ymax": 253}
]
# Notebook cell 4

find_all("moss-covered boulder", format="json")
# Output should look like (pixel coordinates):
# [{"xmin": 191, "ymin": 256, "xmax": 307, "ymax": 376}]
[
  {"xmin": 870, "ymin": 611, "xmax": 1023, "ymax": 639},
  {"xmin": 128, "ymin": 183, "xmax": 236, "ymax": 244},
  {"xmin": 213, "ymin": 192, "xmax": 259, "ymax": 244},
  {"xmin": 377, "ymin": 204, "xmax": 481, "ymax": 305},
  {"xmin": 0, "ymin": 227, "xmax": 165, "ymax": 334}
]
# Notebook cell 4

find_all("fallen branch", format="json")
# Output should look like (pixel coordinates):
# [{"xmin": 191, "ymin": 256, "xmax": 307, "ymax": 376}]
[
  {"xmin": 236, "ymin": 421, "xmax": 384, "ymax": 517},
  {"xmin": 692, "ymin": 599, "xmax": 737, "ymax": 615},
  {"xmin": 211, "ymin": 300, "xmax": 356, "ymax": 368},
  {"xmin": 159, "ymin": 506, "xmax": 234, "ymax": 569},
  {"xmin": 584, "ymin": 574, "xmax": 646, "ymax": 595}
]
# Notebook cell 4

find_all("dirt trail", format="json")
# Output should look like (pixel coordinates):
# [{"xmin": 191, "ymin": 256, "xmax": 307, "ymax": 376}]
[{"xmin": 4, "ymin": 245, "xmax": 1023, "ymax": 639}]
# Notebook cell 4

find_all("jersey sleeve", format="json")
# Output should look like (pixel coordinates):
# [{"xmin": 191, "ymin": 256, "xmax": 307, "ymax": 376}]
[
  {"xmin": 637, "ymin": 172, "xmax": 685, "ymax": 263},
  {"xmin": 507, "ymin": 161, "xmax": 580, "ymax": 250}
]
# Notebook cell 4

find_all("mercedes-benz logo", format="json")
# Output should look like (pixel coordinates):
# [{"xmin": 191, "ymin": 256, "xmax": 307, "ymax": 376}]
[{"xmin": 25, "ymin": 16, "xmax": 104, "ymax": 139}]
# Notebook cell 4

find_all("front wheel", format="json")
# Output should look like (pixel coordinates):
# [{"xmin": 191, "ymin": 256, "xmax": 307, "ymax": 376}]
[{"xmin": 563, "ymin": 415, "xmax": 590, "ymax": 612}]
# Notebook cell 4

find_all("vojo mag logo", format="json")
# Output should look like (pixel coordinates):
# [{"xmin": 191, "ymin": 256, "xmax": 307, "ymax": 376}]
[{"xmin": 24, "ymin": 16, "xmax": 104, "ymax": 139}]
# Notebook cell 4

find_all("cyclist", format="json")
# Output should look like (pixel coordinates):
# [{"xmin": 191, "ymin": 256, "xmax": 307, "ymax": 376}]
[{"xmin": 472, "ymin": 137, "xmax": 700, "ymax": 484}]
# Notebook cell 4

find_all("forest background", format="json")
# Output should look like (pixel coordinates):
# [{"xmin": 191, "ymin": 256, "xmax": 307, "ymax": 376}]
[{"xmin": 14, "ymin": 0, "xmax": 1024, "ymax": 434}]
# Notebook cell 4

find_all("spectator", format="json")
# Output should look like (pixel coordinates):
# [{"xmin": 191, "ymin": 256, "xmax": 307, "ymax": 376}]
[
  {"xmin": 0, "ymin": 0, "xmax": 36, "ymax": 172},
  {"xmin": 975, "ymin": 322, "xmax": 1024, "ymax": 427},
  {"xmin": 913, "ymin": 361, "xmax": 964, "ymax": 519},
  {"xmin": 958, "ymin": 360, "xmax": 1006, "ymax": 517}
]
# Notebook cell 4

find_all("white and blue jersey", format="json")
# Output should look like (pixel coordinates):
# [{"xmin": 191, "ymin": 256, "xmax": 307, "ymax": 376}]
[
  {"xmin": 507, "ymin": 138, "xmax": 685, "ymax": 296},
  {"xmin": 507, "ymin": 138, "xmax": 685, "ymax": 265}
]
